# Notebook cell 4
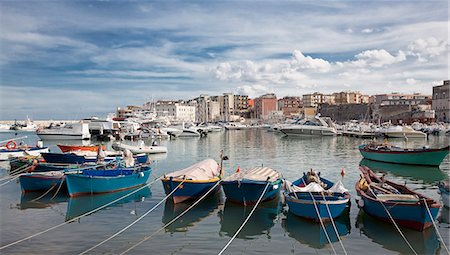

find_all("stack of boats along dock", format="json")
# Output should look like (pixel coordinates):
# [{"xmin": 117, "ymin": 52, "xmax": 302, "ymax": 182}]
[{"xmin": 0, "ymin": 128, "xmax": 449, "ymax": 255}]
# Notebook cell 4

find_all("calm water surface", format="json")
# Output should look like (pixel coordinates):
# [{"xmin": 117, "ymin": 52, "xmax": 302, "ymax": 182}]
[{"xmin": 0, "ymin": 130, "xmax": 449, "ymax": 255}]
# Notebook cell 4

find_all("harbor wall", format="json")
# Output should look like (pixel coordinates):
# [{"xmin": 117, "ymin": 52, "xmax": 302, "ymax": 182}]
[{"xmin": 318, "ymin": 103, "xmax": 371, "ymax": 123}]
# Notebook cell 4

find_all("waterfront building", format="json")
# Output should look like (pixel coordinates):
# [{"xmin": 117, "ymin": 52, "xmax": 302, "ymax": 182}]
[
  {"xmin": 333, "ymin": 91, "xmax": 369, "ymax": 104},
  {"xmin": 116, "ymin": 106, "xmax": 142, "ymax": 119},
  {"xmin": 432, "ymin": 80, "xmax": 450, "ymax": 122},
  {"xmin": 278, "ymin": 96, "xmax": 302, "ymax": 117},
  {"xmin": 302, "ymin": 92, "xmax": 334, "ymax": 107},
  {"xmin": 219, "ymin": 93, "xmax": 234, "ymax": 122},
  {"xmin": 155, "ymin": 100, "xmax": 196, "ymax": 123},
  {"xmin": 194, "ymin": 95, "xmax": 221, "ymax": 123},
  {"xmin": 375, "ymin": 93, "xmax": 431, "ymax": 106},
  {"xmin": 254, "ymin": 93, "xmax": 277, "ymax": 120}
]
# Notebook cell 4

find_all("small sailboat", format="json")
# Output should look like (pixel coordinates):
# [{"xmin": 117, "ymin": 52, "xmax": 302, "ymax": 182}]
[
  {"xmin": 284, "ymin": 170, "xmax": 350, "ymax": 221},
  {"xmin": 356, "ymin": 166, "xmax": 440, "ymax": 231},
  {"xmin": 358, "ymin": 142, "xmax": 449, "ymax": 166},
  {"xmin": 221, "ymin": 166, "xmax": 283, "ymax": 205},
  {"xmin": 161, "ymin": 159, "xmax": 222, "ymax": 204}
]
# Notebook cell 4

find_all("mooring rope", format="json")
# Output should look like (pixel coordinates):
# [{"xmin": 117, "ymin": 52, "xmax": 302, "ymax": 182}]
[
  {"xmin": 120, "ymin": 180, "xmax": 223, "ymax": 255},
  {"xmin": 0, "ymin": 174, "xmax": 21, "ymax": 188},
  {"xmin": 422, "ymin": 198, "xmax": 450, "ymax": 254},
  {"xmin": 0, "ymin": 175, "xmax": 162, "ymax": 251},
  {"xmin": 367, "ymin": 187, "xmax": 418, "ymax": 255},
  {"xmin": 78, "ymin": 179, "xmax": 186, "ymax": 255},
  {"xmin": 309, "ymin": 192, "xmax": 337, "ymax": 255},
  {"xmin": 321, "ymin": 192, "xmax": 348, "ymax": 255},
  {"xmin": 51, "ymin": 178, "xmax": 66, "ymax": 200},
  {"xmin": 31, "ymin": 183, "xmax": 57, "ymax": 202},
  {"xmin": 217, "ymin": 181, "xmax": 270, "ymax": 255}
]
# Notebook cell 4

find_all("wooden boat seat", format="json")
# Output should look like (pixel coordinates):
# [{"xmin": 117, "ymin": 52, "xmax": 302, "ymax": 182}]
[{"xmin": 376, "ymin": 194, "xmax": 420, "ymax": 203}]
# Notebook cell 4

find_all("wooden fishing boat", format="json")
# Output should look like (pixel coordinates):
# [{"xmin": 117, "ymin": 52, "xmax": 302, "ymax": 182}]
[
  {"xmin": 0, "ymin": 146, "xmax": 49, "ymax": 161},
  {"xmin": 112, "ymin": 141, "xmax": 168, "ymax": 154},
  {"xmin": 19, "ymin": 171, "xmax": 66, "ymax": 192},
  {"xmin": 284, "ymin": 170, "xmax": 350, "ymax": 221},
  {"xmin": 438, "ymin": 181, "xmax": 449, "ymax": 208},
  {"xmin": 40, "ymin": 152, "xmax": 148, "ymax": 165},
  {"xmin": 57, "ymin": 144, "xmax": 106, "ymax": 153},
  {"xmin": 356, "ymin": 166, "xmax": 440, "ymax": 231},
  {"xmin": 161, "ymin": 159, "xmax": 222, "ymax": 204},
  {"xmin": 358, "ymin": 143, "xmax": 449, "ymax": 166},
  {"xmin": 221, "ymin": 167, "xmax": 283, "ymax": 205},
  {"xmin": 65, "ymin": 165, "xmax": 151, "ymax": 197}
]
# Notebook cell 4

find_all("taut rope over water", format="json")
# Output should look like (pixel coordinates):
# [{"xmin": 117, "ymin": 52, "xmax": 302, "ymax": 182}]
[
  {"xmin": 217, "ymin": 181, "xmax": 270, "ymax": 255},
  {"xmin": 120, "ymin": 180, "xmax": 223, "ymax": 255},
  {"xmin": 78, "ymin": 179, "xmax": 187, "ymax": 255},
  {"xmin": 321, "ymin": 192, "xmax": 348, "ymax": 255},
  {"xmin": 0, "ymin": 176, "xmax": 163, "ymax": 251},
  {"xmin": 422, "ymin": 198, "xmax": 450, "ymax": 255}
]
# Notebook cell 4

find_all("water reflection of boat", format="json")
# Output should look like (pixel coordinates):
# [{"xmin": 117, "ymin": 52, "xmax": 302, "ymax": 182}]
[
  {"xmin": 357, "ymin": 210, "xmax": 440, "ymax": 254},
  {"xmin": 162, "ymin": 192, "xmax": 222, "ymax": 233},
  {"xmin": 19, "ymin": 192, "xmax": 69, "ymax": 210},
  {"xmin": 282, "ymin": 208, "xmax": 351, "ymax": 249},
  {"xmin": 359, "ymin": 159, "xmax": 447, "ymax": 183},
  {"xmin": 218, "ymin": 198, "xmax": 281, "ymax": 239},
  {"xmin": 65, "ymin": 186, "xmax": 151, "ymax": 221}
]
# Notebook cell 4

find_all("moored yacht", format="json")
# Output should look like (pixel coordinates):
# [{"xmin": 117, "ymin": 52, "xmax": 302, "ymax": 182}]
[
  {"xmin": 377, "ymin": 125, "xmax": 426, "ymax": 139},
  {"xmin": 36, "ymin": 122, "xmax": 91, "ymax": 140},
  {"xmin": 280, "ymin": 116, "xmax": 337, "ymax": 136}
]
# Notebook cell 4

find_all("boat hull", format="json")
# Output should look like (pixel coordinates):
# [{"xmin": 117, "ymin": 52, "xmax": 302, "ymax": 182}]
[
  {"xmin": 285, "ymin": 193, "xmax": 349, "ymax": 221},
  {"xmin": 65, "ymin": 167, "xmax": 151, "ymax": 197},
  {"xmin": 41, "ymin": 152, "xmax": 148, "ymax": 165},
  {"xmin": 36, "ymin": 133, "xmax": 90, "ymax": 140},
  {"xmin": 161, "ymin": 178, "xmax": 221, "ymax": 204},
  {"xmin": 58, "ymin": 144, "xmax": 105, "ymax": 153},
  {"xmin": 0, "ymin": 147, "xmax": 49, "ymax": 161},
  {"xmin": 359, "ymin": 145, "xmax": 449, "ymax": 166},
  {"xmin": 280, "ymin": 127, "xmax": 337, "ymax": 136},
  {"xmin": 19, "ymin": 172, "xmax": 65, "ymax": 192},
  {"xmin": 358, "ymin": 195, "xmax": 440, "ymax": 231},
  {"xmin": 221, "ymin": 179, "xmax": 282, "ymax": 205}
]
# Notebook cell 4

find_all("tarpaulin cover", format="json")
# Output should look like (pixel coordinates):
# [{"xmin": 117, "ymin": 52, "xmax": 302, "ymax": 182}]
[
  {"xmin": 224, "ymin": 167, "xmax": 282, "ymax": 182},
  {"xmin": 165, "ymin": 159, "xmax": 220, "ymax": 180}
]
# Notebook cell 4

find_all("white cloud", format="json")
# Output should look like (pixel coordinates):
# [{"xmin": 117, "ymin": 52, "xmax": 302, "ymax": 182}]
[
  {"xmin": 235, "ymin": 85, "xmax": 271, "ymax": 97},
  {"xmin": 291, "ymin": 50, "xmax": 331, "ymax": 72},
  {"xmin": 407, "ymin": 37, "xmax": 448, "ymax": 62},
  {"xmin": 406, "ymin": 78, "xmax": 418, "ymax": 85},
  {"xmin": 353, "ymin": 49, "xmax": 406, "ymax": 67},
  {"xmin": 361, "ymin": 28, "xmax": 373, "ymax": 33}
]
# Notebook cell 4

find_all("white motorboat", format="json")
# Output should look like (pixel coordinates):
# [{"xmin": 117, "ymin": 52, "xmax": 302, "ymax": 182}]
[
  {"xmin": 280, "ymin": 116, "xmax": 337, "ymax": 136},
  {"xmin": 0, "ymin": 124, "xmax": 11, "ymax": 132},
  {"xmin": 36, "ymin": 122, "xmax": 91, "ymax": 140},
  {"xmin": 112, "ymin": 140, "xmax": 168, "ymax": 154},
  {"xmin": 224, "ymin": 122, "xmax": 249, "ymax": 130},
  {"xmin": 378, "ymin": 125, "xmax": 426, "ymax": 139},
  {"xmin": 161, "ymin": 127, "xmax": 183, "ymax": 137},
  {"xmin": 178, "ymin": 127, "xmax": 201, "ymax": 137}
]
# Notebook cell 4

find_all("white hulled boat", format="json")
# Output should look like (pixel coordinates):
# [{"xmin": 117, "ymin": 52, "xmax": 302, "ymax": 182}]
[
  {"xmin": 280, "ymin": 116, "xmax": 337, "ymax": 136},
  {"xmin": 378, "ymin": 125, "xmax": 426, "ymax": 139},
  {"xmin": 36, "ymin": 122, "xmax": 91, "ymax": 140}
]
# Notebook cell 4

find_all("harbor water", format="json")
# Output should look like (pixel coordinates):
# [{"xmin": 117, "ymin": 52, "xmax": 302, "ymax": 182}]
[{"xmin": 0, "ymin": 130, "xmax": 449, "ymax": 254}]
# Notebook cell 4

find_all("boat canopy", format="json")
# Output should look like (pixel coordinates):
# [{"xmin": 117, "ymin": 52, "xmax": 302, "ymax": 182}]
[
  {"xmin": 285, "ymin": 180, "xmax": 348, "ymax": 194},
  {"xmin": 165, "ymin": 159, "xmax": 220, "ymax": 180},
  {"xmin": 224, "ymin": 167, "xmax": 282, "ymax": 182}
]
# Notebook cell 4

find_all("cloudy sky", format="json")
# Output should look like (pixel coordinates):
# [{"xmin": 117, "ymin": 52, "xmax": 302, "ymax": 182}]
[{"xmin": 0, "ymin": 1, "xmax": 448, "ymax": 119}]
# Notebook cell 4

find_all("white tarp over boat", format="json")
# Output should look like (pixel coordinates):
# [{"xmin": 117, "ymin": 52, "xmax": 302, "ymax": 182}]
[
  {"xmin": 224, "ymin": 167, "xmax": 282, "ymax": 182},
  {"xmin": 284, "ymin": 180, "xmax": 348, "ymax": 194},
  {"xmin": 165, "ymin": 159, "xmax": 220, "ymax": 180}
]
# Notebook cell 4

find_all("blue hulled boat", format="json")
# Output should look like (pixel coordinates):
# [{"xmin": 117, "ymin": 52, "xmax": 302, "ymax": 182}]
[
  {"xmin": 161, "ymin": 159, "xmax": 222, "ymax": 204},
  {"xmin": 19, "ymin": 171, "xmax": 66, "ymax": 192},
  {"xmin": 41, "ymin": 152, "xmax": 148, "ymax": 165},
  {"xmin": 356, "ymin": 166, "xmax": 440, "ymax": 231},
  {"xmin": 284, "ymin": 170, "xmax": 350, "ymax": 221},
  {"xmin": 221, "ymin": 167, "xmax": 283, "ymax": 205},
  {"xmin": 65, "ymin": 165, "xmax": 151, "ymax": 197}
]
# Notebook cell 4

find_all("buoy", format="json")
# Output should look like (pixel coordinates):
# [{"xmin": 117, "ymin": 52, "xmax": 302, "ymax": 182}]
[
  {"xmin": 341, "ymin": 167, "xmax": 345, "ymax": 177},
  {"xmin": 236, "ymin": 166, "xmax": 240, "ymax": 173}
]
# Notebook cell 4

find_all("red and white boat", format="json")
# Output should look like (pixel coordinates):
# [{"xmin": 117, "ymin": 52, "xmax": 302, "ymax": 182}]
[{"xmin": 57, "ymin": 144, "xmax": 106, "ymax": 153}]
